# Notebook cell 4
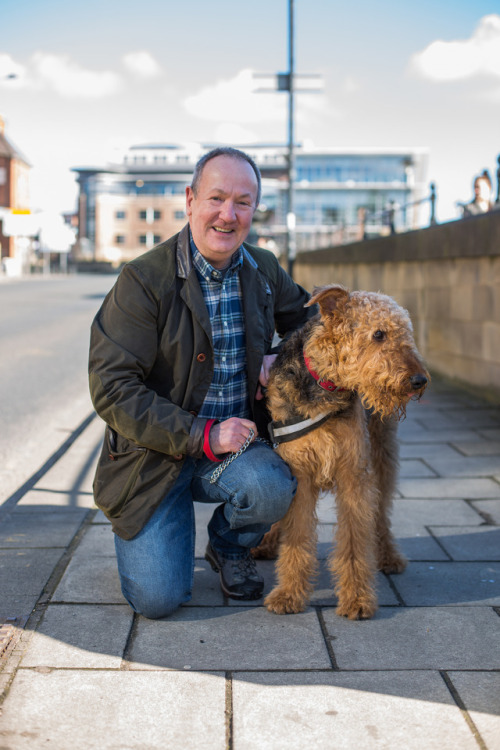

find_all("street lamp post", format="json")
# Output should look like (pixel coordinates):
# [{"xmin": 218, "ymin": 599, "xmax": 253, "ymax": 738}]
[
  {"xmin": 286, "ymin": 0, "xmax": 296, "ymax": 278},
  {"xmin": 254, "ymin": 1, "xmax": 321, "ymax": 278}
]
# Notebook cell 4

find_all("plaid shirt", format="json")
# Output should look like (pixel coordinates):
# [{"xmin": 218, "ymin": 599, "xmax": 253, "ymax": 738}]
[{"xmin": 191, "ymin": 237, "xmax": 250, "ymax": 421}]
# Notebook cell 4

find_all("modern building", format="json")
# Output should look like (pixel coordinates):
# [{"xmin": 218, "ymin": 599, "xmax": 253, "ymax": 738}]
[
  {"xmin": 0, "ymin": 115, "xmax": 31, "ymax": 271},
  {"xmin": 72, "ymin": 143, "xmax": 429, "ymax": 264}
]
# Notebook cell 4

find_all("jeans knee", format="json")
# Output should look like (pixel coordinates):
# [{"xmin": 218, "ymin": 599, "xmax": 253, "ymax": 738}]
[{"xmin": 120, "ymin": 579, "xmax": 190, "ymax": 620}]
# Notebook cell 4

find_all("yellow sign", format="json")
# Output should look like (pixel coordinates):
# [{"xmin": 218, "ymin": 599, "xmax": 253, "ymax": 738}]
[{"xmin": 11, "ymin": 208, "xmax": 31, "ymax": 214}]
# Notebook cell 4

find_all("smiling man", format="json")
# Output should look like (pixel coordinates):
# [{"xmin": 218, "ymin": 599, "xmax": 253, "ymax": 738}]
[{"xmin": 89, "ymin": 147, "xmax": 315, "ymax": 618}]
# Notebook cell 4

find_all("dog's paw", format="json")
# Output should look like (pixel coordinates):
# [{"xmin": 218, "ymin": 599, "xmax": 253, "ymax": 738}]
[
  {"xmin": 336, "ymin": 596, "xmax": 378, "ymax": 620},
  {"xmin": 264, "ymin": 588, "xmax": 307, "ymax": 615},
  {"xmin": 378, "ymin": 552, "xmax": 407, "ymax": 575}
]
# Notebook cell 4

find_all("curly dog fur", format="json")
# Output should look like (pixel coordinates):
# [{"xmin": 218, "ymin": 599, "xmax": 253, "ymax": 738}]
[{"xmin": 253, "ymin": 284, "xmax": 429, "ymax": 620}]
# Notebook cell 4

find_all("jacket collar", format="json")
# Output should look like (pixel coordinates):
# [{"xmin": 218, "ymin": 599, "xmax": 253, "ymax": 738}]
[{"xmin": 176, "ymin": 224, "xmax": 193, "ymax": 279}]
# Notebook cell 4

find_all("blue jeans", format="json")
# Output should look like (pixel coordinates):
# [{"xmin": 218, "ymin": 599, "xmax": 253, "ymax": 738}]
[{"xmin": 114, "ymin": 440, "xmax": 297, "ymax": 619}]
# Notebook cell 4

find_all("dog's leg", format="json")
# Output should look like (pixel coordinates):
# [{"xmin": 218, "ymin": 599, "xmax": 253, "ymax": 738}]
[
  {"xmin": 265, "ymin": 473, "xmax": 319, "ymax": 614},
  {"xmin": 330, "ymin": 420, "xmax": 378, "ymax": 620},
  {"xmin": 368, "ymin": 414, "xmax": 407, "ymax": 574},
  {"xmin": 251, "ymin": 522, "xmax": 281, "ymax": 559}
]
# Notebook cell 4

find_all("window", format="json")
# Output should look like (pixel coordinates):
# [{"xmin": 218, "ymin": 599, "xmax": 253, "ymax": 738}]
[
  {"xmin": 139, "ymin": 210, "xmax": 147, "ymax": 220},
  {"xmin": 174, "ymin": 210, "xmax": 185, "ymax": 220},
  {"xmin": 115, "ymin": 210, "xmax": 126, "ymax": 219},
  {"xmin": 139, "ymin": 235, "xmax": 147, "ymax": 244},
  {"xmin": 115, "ymin": 235, "xmax": 125, "ymax": 244},
  {"xmin": 154, "ymin": 235, "xmax": 161, "ymax": 244},
  {"xmin": 153, "ymin": 210, "xmax": 161, "ymax": 220}
]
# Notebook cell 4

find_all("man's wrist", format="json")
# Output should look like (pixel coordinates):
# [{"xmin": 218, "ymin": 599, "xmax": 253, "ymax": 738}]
[{"xmin": 203, "ymin": 419, "xmax": 223, "ymax": 462}]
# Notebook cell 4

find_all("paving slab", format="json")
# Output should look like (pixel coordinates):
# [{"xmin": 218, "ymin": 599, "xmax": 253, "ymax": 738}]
[
  {"xmin": 399, "ymin": 443, "xmax": 464, "ymax": 460},
  {"xmin": 448, "ymin": 672, "xmax": 500, "ymax": 750},
  {"xmin": 472, "ymin": 498, "xmax": 500, "ymax": 524},
  {"xmin": 128, "ymin": 606, "xmax": 331, "ymax": 671},
  {"xmin": 232, "ymin": 671, "xmax": 477, "ymax": 750},
  {"xmin": 31, "ymin": 416, "xmax": 104, "ymax": 496},
  {"xmin": 398, "ymin": 477, "xmax": 500, "ymax": 498},
  {"xmin": 20, "ymin": 604, "xmax": 133, "ymax": 668},
  {"xmin": 0, "ymin": 594, "xmax": 42, "ymax": 619},
  {"xmin": 0, "ymin": 548, "xmax": 64, "ymax": 598},
  {"xmin": 399, "ymin": 459, "xmax": 437, "ymax": 478},
  {"xmin": 392, "ymin": 498, "xmax": 483, "ymax": 528},
  {"xmin": 452, "ymin": 440, "xmax": 500, "ymax": 456},
  {"xmin": 189, "ymin": 560, "xmax": 225, "ymax": 606},
  {"xmin": 0, "ymin": 670, "xmax": 226, "ymax": 750},
  {"xmin": 390, "ymin": 562, "xmax": 500, "ymax": 606},
  {"xmin": 399, "ymin": 429, "xmax": 486, "ymax": 445},
  {"xmin": 52, "ymin": 554, "xmax": 124, "ymax": 604},
  {"xmin": 425, "ymin": 455, "xmax": 500, "ymax": 478},
  {"xmin": 428, "ymin": 525, "xmax": 500, "ymax": 560},
  {"xmin": 90, "ymin": 509, "xmax": 110, "ymax": 524},
  {"xmin": 478, "ymin": 428, "xmax": 500, "ymax": 441},
  {"xmin": 0, "ymin": 509, "xmax": 87, "ymax": 548},
  {"xmin": 322, "ymin": 606, "xmax": 500, "ymax": 670},
  {"xmin": 317, "ymin": 491, "xmax": 337, "ymax": 523},
  {"xmin": 16, "ymin": 488, "xmax": 96, "ymax": 510},
  {"xmin": 71, "ymin": 523, "xmax": 116, "ymax": 557}
]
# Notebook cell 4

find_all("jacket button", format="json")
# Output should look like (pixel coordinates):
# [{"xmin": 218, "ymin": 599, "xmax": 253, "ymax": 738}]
[
  {"xmin": 173, "ymin": 454, "xmax": 183, "ymax": 461},
  {"xmin": 189, "ymin": 410, "xmax": 198, "ymax": 416},
  {"xmin": 197, "ymin": 353, "xmax": 206, "ymax": 362},
  {"xmin": 108, "ymin": 454, "xmax": 115, "ymax": 461}
]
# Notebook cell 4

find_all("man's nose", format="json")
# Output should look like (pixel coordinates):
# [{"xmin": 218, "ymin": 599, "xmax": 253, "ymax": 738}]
[{"xmin": 219, "ymin": 200, "xmax": 236, "ymax": 222}]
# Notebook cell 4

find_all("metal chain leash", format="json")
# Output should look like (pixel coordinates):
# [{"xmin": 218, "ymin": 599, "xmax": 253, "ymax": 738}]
[{"xmin": 209, "ymin": 428, "xmax": 270, "ymax": 484}]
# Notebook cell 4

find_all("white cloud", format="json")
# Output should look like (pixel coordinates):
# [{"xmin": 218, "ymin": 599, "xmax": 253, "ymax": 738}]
[
  {"xmin": 410, "ymin": 14, "xmax": 500, "ymax": 82},
  {"xmin": 0, "ymin": 53, "xmax": 27, "ymax": 84},
  {"xmin": 122, "ymin": 51, "xmax": 162, "ymax": 79},
  {"xmin": 0, "ymin": 51, "xmax": 122, "ymax": 97},
  {"xmin": 183, "ymin": 68, "xmax": 286, "ymax": 124},
  {"xmin": 213, "ymin": 122, "xmax": 258, "ymax": 144},
  {"xmin": 31, "ymin": 52, "xmax": 122, "ymax": 97}
]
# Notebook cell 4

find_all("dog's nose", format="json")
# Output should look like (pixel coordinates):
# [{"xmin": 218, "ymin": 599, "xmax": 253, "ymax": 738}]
[{"xmin": 410, "ymin": 374, "xmax": 427, "ymax": 390}]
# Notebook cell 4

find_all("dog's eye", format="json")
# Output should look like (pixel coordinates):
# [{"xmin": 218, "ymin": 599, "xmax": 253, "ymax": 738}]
[{"xmin": 373, "ymin": 330, "xmax": 386, "ymax": 341}]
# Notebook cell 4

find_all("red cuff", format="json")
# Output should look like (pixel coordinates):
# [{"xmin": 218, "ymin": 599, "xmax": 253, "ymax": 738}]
[{"xmin": 203, "ymin": 419, "xmax": 223, "ymax": 462}]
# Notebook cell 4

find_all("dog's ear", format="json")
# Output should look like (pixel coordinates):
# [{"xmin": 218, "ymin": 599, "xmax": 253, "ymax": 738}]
[{"xmin": 306, "ymin": 285, "xmax": 349, "ymax": 317}]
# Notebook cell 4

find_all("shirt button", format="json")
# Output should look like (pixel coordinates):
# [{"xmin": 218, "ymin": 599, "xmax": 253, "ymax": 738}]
[
  {"xmin": 221, "ymin": 356, "xmax": 226, "ymax": 362},
  {"xmin": 197, "ymin": 353, "xmax": 206, "ymax": 362}
]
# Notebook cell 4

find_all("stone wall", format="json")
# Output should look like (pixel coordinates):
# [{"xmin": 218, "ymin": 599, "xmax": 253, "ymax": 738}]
[{"xmin": 294, "ymin": 211, "xmax": 500, "ymax": 399}]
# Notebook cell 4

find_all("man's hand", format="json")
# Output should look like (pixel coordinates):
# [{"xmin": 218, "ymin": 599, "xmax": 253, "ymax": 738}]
[
  {"xmin": 209, "ymin": 417, "xmax": 257, "ymax": 455},
  {"xmin": 255, "ymin": 354, "xmax": 278, "ymax": 401}
]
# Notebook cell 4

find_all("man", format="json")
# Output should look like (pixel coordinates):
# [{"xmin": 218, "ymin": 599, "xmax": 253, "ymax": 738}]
[{"xmin": 89, "ymin": 147, "xmax": 314, "ymax": 619}]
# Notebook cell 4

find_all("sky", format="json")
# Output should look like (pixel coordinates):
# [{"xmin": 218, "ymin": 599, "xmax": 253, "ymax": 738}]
[{"xmin": 1, "ymin": 0, "xmax": 500, "ymax": 223}]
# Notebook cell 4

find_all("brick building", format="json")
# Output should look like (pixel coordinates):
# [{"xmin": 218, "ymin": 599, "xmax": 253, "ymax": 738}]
[{"xmin": 0, "ymin": 116, "xmax": 31, "ymax": 265}]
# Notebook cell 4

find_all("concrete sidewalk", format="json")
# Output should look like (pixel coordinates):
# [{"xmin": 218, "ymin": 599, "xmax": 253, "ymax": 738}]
[{"xmin": 1, "ymin": 378, "xmax": 499, "ymax": 749}]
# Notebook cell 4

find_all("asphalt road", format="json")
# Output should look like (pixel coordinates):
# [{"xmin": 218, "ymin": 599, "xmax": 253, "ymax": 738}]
[{"xmin": 0, "ymin": 273, "xmax": 117, "ymax": 504}]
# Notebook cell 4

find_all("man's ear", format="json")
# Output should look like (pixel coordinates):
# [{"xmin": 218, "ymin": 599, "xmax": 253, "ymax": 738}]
[
  {"xmin": 185, "ymin": 186, "xmax": 194, "ymax": 218},
  {"xmin": 305, "ymin": 284, "xmax": 350, "ymax": 317}
]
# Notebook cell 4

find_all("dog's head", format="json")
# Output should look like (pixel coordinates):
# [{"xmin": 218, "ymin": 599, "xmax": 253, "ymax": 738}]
[{"xmin": 306, "ymin": 284, "xmax": 430, "ymax": 419}]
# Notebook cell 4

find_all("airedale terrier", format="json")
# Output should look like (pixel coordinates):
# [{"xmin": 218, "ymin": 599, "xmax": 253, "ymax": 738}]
[{"xmin": 254, "ymin": 284, "xmax": 429, "ymax": 620}]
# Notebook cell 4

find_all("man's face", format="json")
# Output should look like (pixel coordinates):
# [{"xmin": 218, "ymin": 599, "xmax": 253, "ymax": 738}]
[{"xmin": 186, "ymin": 155, "xmax": 258, "ymax": 269}]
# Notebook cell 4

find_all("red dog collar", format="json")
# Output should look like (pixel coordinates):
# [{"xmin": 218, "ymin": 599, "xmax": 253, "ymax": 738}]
[{"xmin": 303, "ymin": 353, "xmax": 345, "ymax": 393}]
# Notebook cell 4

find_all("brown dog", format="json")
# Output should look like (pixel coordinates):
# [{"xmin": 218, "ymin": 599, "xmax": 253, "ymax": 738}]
[{"xmin": 254, "ymin": 284, "xmax": 429, "ymax": 619}]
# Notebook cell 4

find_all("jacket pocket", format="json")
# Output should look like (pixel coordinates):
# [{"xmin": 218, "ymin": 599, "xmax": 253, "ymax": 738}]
[{"xmin": 93, "ymin": 427, "xmax": 147, "ymax": 518}]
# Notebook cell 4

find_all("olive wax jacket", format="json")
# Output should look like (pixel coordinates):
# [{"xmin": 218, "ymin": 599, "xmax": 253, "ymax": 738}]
[{"xmin": 89, "ymin": 224, "xmax": 313, "ymax": 539}]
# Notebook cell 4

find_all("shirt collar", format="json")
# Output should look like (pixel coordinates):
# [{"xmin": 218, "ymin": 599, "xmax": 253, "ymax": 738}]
[{"xmin": 190, "ymin": 231, "xmax": 243, "ymax": 282}]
